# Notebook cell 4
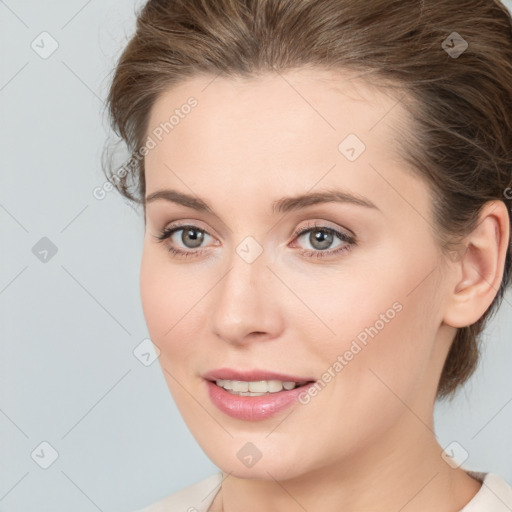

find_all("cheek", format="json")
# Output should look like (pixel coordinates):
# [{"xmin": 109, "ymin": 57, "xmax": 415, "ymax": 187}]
[
  {"xmin": 139, "ymin": 245, "xmax": 191, "ymax": 356},
  {"xmin": 289, "ymin": 279, "xmax": 440, "ymax": 466},
  {"xmin": 139, "ymin": 248, "xmax": 168, "ymax": 337},
  {"xmin": 139, "ymin": 252, "xmax": 197, "ymax": 409},
  {"xmin": 140, "ymin": 244, "xmax": 196, "ymax": 335},
  {"xmin": 139, "ymin": 243, "xmax": 215, "ymax": 371},
  {"xmin": 303, "ymin": 247, "xmax": 442, "ymax": 402}
]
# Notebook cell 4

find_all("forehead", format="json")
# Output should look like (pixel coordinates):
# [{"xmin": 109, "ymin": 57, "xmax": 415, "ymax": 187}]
[
  {"xmin": 145, "ymin": 69, "xmax": 408, "ymax": 170},
  {"xmin": 142, "ymin": 69, "xmax": 436, "ymax": 239}
]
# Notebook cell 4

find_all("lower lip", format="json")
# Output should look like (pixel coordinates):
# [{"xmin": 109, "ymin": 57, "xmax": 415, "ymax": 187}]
[{"xmin": 205, "ymin": 380, "xmax": 315, "ymax": 421}]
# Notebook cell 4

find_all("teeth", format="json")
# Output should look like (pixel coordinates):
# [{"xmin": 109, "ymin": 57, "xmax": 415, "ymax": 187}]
[
  {"xmin": 232, "ymin": 381, "xmax": 249, "ymax": 392},
  {"xmin": 215, "ymin": 379, "xmax": 302, "ymax": 395},
  {"xmin": 250, "ymin": 380, "xmax": 279, "ymax": 392}
]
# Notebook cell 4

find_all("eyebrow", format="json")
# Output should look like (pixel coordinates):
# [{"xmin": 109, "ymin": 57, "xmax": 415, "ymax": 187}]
[{"xmin": 145, "ymin": 188, "xmax": 379, "ymax": 215}]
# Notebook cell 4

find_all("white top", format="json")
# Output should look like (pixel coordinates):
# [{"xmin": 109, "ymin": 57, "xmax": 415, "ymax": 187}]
[{"xmin": 134, "ymin": 470, "xmax": 512, "ymax": 512}]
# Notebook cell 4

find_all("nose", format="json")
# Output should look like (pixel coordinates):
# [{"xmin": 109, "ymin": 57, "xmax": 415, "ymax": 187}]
[{"xmin": 209, "ymin": 249, "xmax": 284, "ymax": 347}]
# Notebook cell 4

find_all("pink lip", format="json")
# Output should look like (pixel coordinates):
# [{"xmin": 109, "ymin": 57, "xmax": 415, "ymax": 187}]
[{"xmin": 202, "ymin": 368, "xmax": 316, "ymax": 421}]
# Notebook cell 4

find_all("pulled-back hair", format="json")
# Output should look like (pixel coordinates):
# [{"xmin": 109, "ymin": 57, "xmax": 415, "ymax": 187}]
[{"xmin": 103, "ymin": 0, "xmax": 512, "ymax": 400}]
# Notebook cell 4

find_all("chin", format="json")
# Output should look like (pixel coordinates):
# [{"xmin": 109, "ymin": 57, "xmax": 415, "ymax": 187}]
[
  {"xmin": 219, "ymin": 459, "xmax": 304, "ymax": 481},
  {"xmin": 198, "ymin": 436, "xmax": 311, "ymax": 481}
]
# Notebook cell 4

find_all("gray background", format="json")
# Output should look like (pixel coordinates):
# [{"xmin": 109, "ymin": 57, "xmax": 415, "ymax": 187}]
[{"xmin": 1, "ymin": 1, "xmax": 511, "ymax": 511}]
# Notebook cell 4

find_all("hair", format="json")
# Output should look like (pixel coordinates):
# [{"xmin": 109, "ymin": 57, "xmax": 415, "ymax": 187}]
[{"xmin": 103, "ymin": 0, "xmax": 512, "ymax": 400}]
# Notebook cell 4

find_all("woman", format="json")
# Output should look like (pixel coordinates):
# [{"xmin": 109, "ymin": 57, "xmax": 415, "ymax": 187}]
[{"xmin": 103, "ymin": 0, "xmax": 512, "ymax": 510}]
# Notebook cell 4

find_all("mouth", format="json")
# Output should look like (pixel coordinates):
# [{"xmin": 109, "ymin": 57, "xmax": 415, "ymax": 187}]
[
  {"xmin": 202, "ymin": 369, "xmax": 317, "ymax": 421},
  {"xmin": 211, "ymin": 379, "xmax": 314, "ymax": 396}
]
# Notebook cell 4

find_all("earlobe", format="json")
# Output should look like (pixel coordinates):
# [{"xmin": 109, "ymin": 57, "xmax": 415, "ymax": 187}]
[{"xmin": 443, "ymin": 200, "xmax": 510, "ymax": 329}]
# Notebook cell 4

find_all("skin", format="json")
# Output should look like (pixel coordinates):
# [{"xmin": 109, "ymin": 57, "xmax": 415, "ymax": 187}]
[{"xmin": 139, "ymin": 68, "xmax": 509, "ymax": 512}]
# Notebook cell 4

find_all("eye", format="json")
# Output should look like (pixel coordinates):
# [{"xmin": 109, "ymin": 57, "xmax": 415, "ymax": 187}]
[
  {"xmin": 291, "ymin": 222, "xmax": 356, "ymax": 259},
  {"xmin": 152, "ymin": 224, "xmax": 215, "ymax": 258}
]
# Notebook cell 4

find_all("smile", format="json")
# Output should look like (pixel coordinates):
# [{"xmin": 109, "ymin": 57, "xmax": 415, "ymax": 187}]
[{"xmin": 215, "ymin": 379, "xmax": 307, "ymax": 396}]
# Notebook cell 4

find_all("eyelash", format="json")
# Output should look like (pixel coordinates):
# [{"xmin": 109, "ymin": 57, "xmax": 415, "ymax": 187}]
[{"xmin": 152, "ymin": 222, "xmax": 356, "ymax": 260}]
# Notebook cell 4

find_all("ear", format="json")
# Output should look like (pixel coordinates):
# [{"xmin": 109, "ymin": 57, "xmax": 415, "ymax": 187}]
[{"xmin": 442, "ymin": 200, "xmax": 510, "ymax": 328}]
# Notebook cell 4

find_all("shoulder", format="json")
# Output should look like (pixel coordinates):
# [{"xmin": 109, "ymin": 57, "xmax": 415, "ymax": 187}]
[
  {"xmin": 132, "ymin": 472, "xmax": 222, "ymax": 512},
  {"xmin": 461, "ymin": 471, "xmax": 512, "ymax": 511}
]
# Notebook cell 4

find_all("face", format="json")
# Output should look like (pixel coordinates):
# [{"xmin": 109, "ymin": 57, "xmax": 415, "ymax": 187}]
[{"xmin": 140, "ymin": 69, "xmax": 453, "ymax": 481}]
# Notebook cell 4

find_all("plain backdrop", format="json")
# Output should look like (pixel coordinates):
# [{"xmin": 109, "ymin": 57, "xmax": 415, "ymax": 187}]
[{"xmin": 1, "ymin": 1, "xmax": 512, "ymax": 511}]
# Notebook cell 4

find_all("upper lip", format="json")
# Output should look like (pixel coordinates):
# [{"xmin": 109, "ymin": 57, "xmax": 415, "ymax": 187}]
[{"xmin": 202, "ymin": 368, "xmax": 315, "ymax": 383}]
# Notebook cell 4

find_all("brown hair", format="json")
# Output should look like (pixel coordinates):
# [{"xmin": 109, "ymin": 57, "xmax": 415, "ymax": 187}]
[{"xmin": 103, "ymin": 0, "xmax": 512, "ymax": 400}]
